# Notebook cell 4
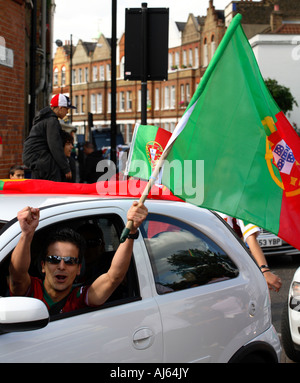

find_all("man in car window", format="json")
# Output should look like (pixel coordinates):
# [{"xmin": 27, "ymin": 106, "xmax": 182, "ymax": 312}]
[{"xmin": 8, "ymin": 201, "xmax": 147, "ymax": 314}]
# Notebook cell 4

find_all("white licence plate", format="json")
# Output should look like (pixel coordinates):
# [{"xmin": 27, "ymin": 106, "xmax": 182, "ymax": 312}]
[{"xmin": 258, "ymin": 237, "xmax": 282, "ymax": 247}]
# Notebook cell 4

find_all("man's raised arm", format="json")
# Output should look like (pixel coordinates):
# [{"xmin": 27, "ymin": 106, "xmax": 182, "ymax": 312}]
[
  {"xmin": 9, "ymin": 207, "xmax": 40, "ymax": 296},
  {"xmin": 88, "ymin": 201, "xmax": 148, "ymax": 306}
]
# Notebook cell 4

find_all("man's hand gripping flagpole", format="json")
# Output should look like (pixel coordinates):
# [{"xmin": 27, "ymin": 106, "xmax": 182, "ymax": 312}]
[{"xmin": 119, "ymin": 143, "xmax": 173, "ymax": 242}]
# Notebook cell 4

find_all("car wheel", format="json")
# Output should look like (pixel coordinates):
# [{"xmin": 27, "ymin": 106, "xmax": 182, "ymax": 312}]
[{"xmin": 281, "ymin": 300, "xmax": 300, "ymax": 362}]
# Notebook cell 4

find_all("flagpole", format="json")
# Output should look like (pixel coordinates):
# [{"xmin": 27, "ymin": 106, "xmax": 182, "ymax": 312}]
[{"xmin": 120, "ymin": 143, "xmax": 173, "ymax": 242}]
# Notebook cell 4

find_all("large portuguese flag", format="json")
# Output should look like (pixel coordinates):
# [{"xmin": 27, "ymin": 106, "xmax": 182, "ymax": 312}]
[{"xmin": 159, "ymin": 14, "xmax": 300, "ymax": 250}]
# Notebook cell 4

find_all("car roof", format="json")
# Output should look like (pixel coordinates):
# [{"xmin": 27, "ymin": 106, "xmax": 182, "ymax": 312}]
[
  {"xmin": 0, "ymin": 194, "xmax": 102, "ymax": 222},
  {"xmin": 0, "ymin": 179, "xmax": 184, "ymax": 222}
]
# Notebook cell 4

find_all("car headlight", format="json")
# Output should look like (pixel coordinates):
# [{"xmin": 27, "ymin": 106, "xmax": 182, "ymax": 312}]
[{"xmin": 290, "ymin": 282, "xmax": 300, "ymax": 311}]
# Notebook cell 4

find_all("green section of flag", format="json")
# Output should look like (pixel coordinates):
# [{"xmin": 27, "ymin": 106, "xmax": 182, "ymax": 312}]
[
  {"xmin": 126, "ymin": 124, "xmax": 159, "ymax": 180},
  {"xmin": 161, "ymin": 14, "xmax": 282, "ymax": 234},
  {"xmin": 0, "ymin": 180, "xmax": 4, "ymax": 191}
]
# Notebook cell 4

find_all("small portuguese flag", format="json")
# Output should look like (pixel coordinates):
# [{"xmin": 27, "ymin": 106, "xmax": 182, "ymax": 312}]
[
  {"xmin": 125, "ymin": 124, "xmax": 171, "ymax": 180},
  {"xmin": 158, "ymin": 14, "xmax": 300, "ymax": 250}
]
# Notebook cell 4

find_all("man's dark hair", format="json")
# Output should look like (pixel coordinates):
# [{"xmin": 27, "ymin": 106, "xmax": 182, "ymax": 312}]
[
  {"xmin": 9, "ymin": 164, "xmax": 24, "ymax": 176},
  {"xmin": 60, "ymin": 130, "xmax": 74, "ymax": 146},
  {"xmin": 41, "ymin": 227, "xmax": 86, "ymax": 264}
]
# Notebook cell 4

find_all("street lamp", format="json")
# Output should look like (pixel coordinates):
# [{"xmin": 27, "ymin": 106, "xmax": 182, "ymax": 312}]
[{"xmin": 55, "ymin": 37, "xmax": 73, "ymax": 123}]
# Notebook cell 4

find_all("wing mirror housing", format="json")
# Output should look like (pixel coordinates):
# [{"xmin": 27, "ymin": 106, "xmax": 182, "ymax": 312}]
[{"xmin": 0, "ymin": 297, "xmax": 49, "ymax": 333}]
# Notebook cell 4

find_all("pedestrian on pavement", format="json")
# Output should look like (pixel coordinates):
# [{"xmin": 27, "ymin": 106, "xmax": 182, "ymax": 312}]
[
  {"xmin": 22, "ymin": 94, "xmax": 76, "ymax": 181},
  {"xmin": 9, "ymin": 164, "xmax": 25, "ymax": 179},
  {"xmin": 218, "ymin": 213, "xmax": 282, "ymax": 292},
  {"xmin": 60, "ymin": 130, "xmax": 77, "ymax": 182},
  {"xmin": 8, "ymin": 201, "xmax": 148, "ymax": 314},
  {"xmin": 82, "ymin": 141, "xmax": 104, "ymax": 183}
]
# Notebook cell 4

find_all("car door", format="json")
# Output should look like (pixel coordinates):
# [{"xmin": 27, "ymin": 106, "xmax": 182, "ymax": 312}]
[
  {"xmin": 140, "ymin": 210, "xmax": 268, "ymax": 363},
  {"xmin": 0, "ymin": 200, "xmax": 163, "ymax": 362}
]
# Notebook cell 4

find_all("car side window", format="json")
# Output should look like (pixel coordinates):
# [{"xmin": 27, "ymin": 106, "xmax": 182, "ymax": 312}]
[
  {"xmin": 140, "ymin": 213, "xmax": 239, "ymax": 294},
  {"xmin": 0, "ymin": 213, "xmax": 140, "ymax": 316}
]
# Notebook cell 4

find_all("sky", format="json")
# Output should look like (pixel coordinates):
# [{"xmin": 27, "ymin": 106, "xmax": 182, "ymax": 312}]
[{"xmin": 53, "ymin": 0, "xmax": 259, "ymax": 46}]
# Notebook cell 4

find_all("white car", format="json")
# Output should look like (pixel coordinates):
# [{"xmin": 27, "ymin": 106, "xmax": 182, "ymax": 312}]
[
  {"xmin": 281, "ymin": 267, "xmax": 300, "ymax": 362},
  {"xmin": 0, "ymin": 192, "xmax": 280, "ymax": 363}
]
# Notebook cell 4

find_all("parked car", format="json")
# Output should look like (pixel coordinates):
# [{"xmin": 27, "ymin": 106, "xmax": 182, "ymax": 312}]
[
  {"xmin": 281, "ymin": 267, "xmax": 300, "ymax": 362},
  {"xmin": 257, "ymin": 229, "xmax": 300, "ymax": 258},
  {"xmin": 0, "ymin": 190, "xmax": 280, "ymax": 362}
]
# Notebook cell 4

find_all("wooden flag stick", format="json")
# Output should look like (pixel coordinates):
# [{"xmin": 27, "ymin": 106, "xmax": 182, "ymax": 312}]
[{"xmin": 120, "ymin": 143, "xmax": 173, "ymax": 242}]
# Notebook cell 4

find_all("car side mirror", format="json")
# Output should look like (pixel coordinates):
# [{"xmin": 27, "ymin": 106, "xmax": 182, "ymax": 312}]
[{"xmin": 0, "ymin": 297, "xmax": 49, "ymax": 333}]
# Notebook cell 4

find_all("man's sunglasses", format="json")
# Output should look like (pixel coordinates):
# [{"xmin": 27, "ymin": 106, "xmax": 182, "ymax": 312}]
[{"xmin": 45, "ymin": 255, "xmax": 80, "ymax": 265}]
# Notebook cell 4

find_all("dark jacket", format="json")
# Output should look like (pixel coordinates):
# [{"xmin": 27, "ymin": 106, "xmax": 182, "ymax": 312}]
[
  {"xmin": 23, "ymin": 107, "xmax": 71, "ymax": 181},
  {"xmin": 83, "ymin": 150, "xmax": 104, "ymax": 183}
]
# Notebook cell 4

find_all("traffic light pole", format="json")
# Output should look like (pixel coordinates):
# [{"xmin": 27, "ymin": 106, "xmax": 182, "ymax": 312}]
[
  {"xmin": 141, "ymin": 3, "xmax": 148, "ymax": 125},
  {"xmin": 111, "ymin": 0, "xmax": 117, "ymax": 167}
]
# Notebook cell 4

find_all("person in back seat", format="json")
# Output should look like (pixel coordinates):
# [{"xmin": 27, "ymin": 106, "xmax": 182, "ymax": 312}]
[{"xmin": 76, "ymin": 223, "xmax": 106, "ymax": 285}]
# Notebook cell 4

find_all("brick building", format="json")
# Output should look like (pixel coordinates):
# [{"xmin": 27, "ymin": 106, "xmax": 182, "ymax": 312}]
[
  {"xmin": 52, "ymin": 0, "xmax": 300, "ymax": 146},
  {"xmin": 0, "ymin": 0, "xmax": 55, "ymax": 178},
  {"xmin": 52, "ymin": 1, "xmax": 227, "ymax": 145}
]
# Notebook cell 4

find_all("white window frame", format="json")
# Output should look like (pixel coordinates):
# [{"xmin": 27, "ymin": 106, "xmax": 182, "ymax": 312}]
[
  {"xmin": 91, "ymin": 94, "xmax": 96, "ymax": 113},
  {"xmin": 164, "ymin": 86, "xmax": 169, "ymax": 109},
  {"xmin": 126, "ymin": 91, "xmax": 132, "ymax": 111},
  {"xmin": 93, "ymin": 66, "xmax": 97, "ymax": 81},
  {"xmin": 97, "ymin": 93, "xmax": 103, "ymax": 113}
]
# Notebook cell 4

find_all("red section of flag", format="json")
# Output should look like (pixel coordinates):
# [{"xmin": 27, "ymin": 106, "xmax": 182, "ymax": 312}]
[
  {"xmin": 155, "ymin": 127, "xmax": 172, "ymax": 149},
  {"xmin": 274, "ymin": 112, "xmax": 300, "ymax": 250},
  {"xmin": 0, "ymin": 179, "xmax": 183, "ymax": 202},
  {"xmin": 275, "ymin": 112, "xmax": 300, "ymax": 161},
  {"xmin": 278, "ymin": 192, "xmax": 300, "ymax": 251}
]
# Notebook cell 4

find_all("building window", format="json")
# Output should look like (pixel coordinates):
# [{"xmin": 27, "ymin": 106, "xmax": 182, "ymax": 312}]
[
  {"xmin": 155, "ymin": 88, "xmax": 160, "ymax": 110},
  {"xmin": 183, "ymin": 50, "xmax": 187, "ymax": 67},
  {"xmin": 203, "ymin": 38, "xmax": 208, "ymax": 67},
  {"xmin": 170, "ymin": 86, "xmax": 176, "ymax": 109},
  {"xmin": 164, "ymin": 86, "xmax": 169, "ymax": 109},
  {"xmin": 180, "ymin": 84, "xmax": 185, "ymax": 107},
  {"xmin": 91, "ymin": 94, "xmax": 96, "ymax": 113},
  {"xmin": 93, "ymin": 66, "xmax": 97, "ymax": 81},
  {"xmin": 84, "ymin": 67, "xmax": 89, "ymax": 82},
  {"xmin": 120, "ymin": 56, "xmax": 125, "ymax": 79},
  {"xmin": 119, "ymin": 92, "xmax": 125, "ymax": 112},
  {"xmin": 97, "ymin": 93, "xmax": 103, "ymax": 113},
  {"xmin": 186, "ymin": 83, "xmax": 190, "ymax": 103},
  {"xmin": 127, "ymin": 123, "xmax": 133, "ymax": 143},
  {"xmin": 61, "ymin": 66, "xmax": 66, "ymax": 86},
  {"xmin": 99, "ymin": 65, "xmax": 105, "ymax": 81},
  {"xmin": 74, "ymin": 95, "xmax": 79, "ymax": 113},
  {"xmin": 168, "ymin": 52, "xmax": 173, "ymax": 70},
  {"xmin": 175, "ymin": 52, "xmax": 180, "ymax": 67},
  {"xmin": 53, "ymin": 68, "xmax": 58, "ymax": 86},
  {"xmin": 78, "ymin": 68, "xmax": 82, "ymax": 83},
  {"xmin": 138, "ymin": 90, "xmax": 141, "ymax": 112},
  {"xmin": 107, "ymin": 93, "xmax": 111, "ymax": 113},
  {"xmin": 126, "ymin": 91, "xmax": 132, "ymax": 111},
  {"xmin": 72, "ymin": 69, "xmax": 76, "ymax": 84},
  {"xmin": 81, "ymin": 95, "xmax": 85, "ymax": 114},
  {"xmin": 189, "ymin": 49, "xmax": 193, "ymax": 67},
  {"xmin": 194, "ymin": 47, "xmax": 199, "ymax": 68},
  {"xmin": 106, "ymin": 64, "xmax": 111, "ymax": 81},
  {"xmin": 211, "ymin": 35, "xmax": 216, "ymax": 59}
]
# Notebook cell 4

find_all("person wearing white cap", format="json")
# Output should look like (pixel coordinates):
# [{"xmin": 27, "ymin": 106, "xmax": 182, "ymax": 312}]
[{"xmin": 23, "ymin": 94, "xmax": 76, "ymax": 181}]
